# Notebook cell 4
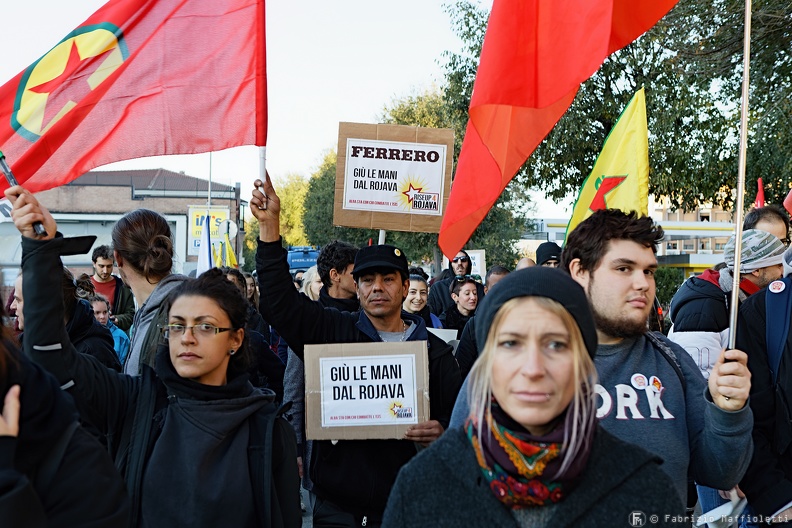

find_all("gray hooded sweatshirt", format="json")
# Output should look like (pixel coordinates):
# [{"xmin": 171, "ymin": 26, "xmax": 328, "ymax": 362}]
[{"xmin": 124, "ymin": 274, "xmax": 188, "ymax": 375}]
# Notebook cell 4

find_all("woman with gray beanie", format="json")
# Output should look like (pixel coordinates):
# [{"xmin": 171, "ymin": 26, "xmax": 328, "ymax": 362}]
[{"xmin": 383, "ymin": 267, "xmax": 685, "ymax": 527}]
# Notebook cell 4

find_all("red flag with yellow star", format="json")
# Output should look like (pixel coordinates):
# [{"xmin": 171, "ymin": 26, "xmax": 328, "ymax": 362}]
[
  {"xmin": 0, "ymin": 0, "xmax": 266, "ymax": 194},
  {"xmin": 566, "ymin": 88, "xmax": 649, "ymax": 236},
  {"xmin": 438, "ymin": 0, "xmax": 677, "ymax": 258}
]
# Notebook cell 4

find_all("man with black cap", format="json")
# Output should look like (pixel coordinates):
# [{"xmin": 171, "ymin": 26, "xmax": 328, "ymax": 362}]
[
  {"xmin": 535, "ymin": 241, "xmax": 562, "ymax": 268},
  {"xmin": 251, "ymin": 176, "xmax": 462, "ymax": 528}
]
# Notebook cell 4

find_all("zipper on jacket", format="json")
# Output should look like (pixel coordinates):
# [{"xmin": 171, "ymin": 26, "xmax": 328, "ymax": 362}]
[{"xmin": 361, "ymin": 516, "xmax": 367, "ymax": 527}]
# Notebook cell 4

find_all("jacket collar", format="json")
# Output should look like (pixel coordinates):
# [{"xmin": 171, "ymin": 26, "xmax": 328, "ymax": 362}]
[{"xmin": 355, "ymin": 310, "xmax": 428, "ymax": 343}]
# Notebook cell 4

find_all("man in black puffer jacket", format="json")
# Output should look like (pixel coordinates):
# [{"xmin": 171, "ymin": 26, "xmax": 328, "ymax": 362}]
[{"xmin": 252, "ymin": 176, "xmax": 462, "ymax": 528}]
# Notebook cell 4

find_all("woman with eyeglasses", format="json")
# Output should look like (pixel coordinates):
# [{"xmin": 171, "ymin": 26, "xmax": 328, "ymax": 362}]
[
  {"xmin": 383, "ymin": 268, "xmax": 685, "ymax": 526},
  {"xmin": 402, "ymin": 274, "xmax": 443, "ymax": 329},
  {"xmin": 440, "ymin": 276, "xmax": 479, "ymax": 339},
  {"xmin": 428, "ymin": 250, "xmax": 485, "ymax": 317},
  {"xmin": 6, "ymin": 187, "xmax": 301, "ymax": 528}
]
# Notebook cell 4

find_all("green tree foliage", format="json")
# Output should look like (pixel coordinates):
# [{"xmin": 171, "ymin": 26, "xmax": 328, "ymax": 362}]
[
  {"xmin": 300, "ymin": 88, "xmax": 526, "ymax": 269},
  {"xmin": 273, "ymin": 173, "xmax": 310, "ymax": 247},
  {"xmin": 303, "ymin": 151, "xmax": 379, "ymax": 248},
  {"xmin": 441, "ymin": 0, "xmax": 792, "ymax": 212},
  {"xmin": 380, "ymin": 88, "xmax": 526, "ymax": 268},
  {"xmin": 241, "ymin": 218, "xmax": 259, "ymax": 272},
  {"xmin": 654, "ymin": 266, "xmax": 685, "ymax": 307}
]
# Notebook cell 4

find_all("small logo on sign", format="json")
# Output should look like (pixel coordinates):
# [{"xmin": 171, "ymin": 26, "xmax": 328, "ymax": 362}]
[
  {"xmin": 770, "ymin": 280, "xmax": 786, "ymax": 294},
  {"xmin": 389, "ymin": 401, "xmax": 413, "ymax": 419}
]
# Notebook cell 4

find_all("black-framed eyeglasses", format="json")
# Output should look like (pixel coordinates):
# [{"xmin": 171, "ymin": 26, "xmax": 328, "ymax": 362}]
[
  {"xmin": 161, "ymin": 323, "xmax": 232, "ymax": 339},
  {"xmin": 452, "ymin": 256, "xmax": 470, "ymax": 263}
]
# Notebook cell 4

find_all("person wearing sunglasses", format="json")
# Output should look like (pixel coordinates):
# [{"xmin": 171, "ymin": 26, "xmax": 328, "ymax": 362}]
[
  {"xmin": 7, "ymin": 187, "xmax": 301, "ymax": 528},
  {"xmin": 428, "ymin": 250, "xmax": 485, "ymax": 318}
]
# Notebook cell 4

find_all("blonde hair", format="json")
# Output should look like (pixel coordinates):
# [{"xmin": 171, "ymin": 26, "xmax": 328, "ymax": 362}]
[
  {"xmin": 300, "ymin": 266, "xmax": 321, "ymax": 302},
  {"xmin": 468, "ymin": 296, "xmax": 598, "ymax": 477}
]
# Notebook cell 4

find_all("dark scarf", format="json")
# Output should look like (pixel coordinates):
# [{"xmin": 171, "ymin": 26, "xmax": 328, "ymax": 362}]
[
  {"xmin": 154, "ymin": 343, "xmax": 259, "ymax": 401},
  {"xmin": 466, "ymin": 401, "xmax": 592, "ymax": 509},
  {"xmin": 414, "ymin": 305, "xmax": 436, "ymax": 329}
]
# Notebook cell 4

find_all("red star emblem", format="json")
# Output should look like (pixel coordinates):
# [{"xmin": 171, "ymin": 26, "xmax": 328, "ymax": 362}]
[
  {"xmin": 29, "ymin": 41, "xmax": 113, "ymax": 130},
  {"xmin": 589, "ymin": 176, "xmax": 627, "ymax": 211},
  {"xmin": 402, "ymin": 183, "xmax": 423, "ymax": 204}
]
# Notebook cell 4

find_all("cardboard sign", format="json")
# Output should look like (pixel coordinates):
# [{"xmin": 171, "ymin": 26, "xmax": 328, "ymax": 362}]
[
  {"xmin": 334, "ymin": 122, "xmax": 454, "ymax": 233},
  {"xmin": 305, "ymin": 341, "xmax": 430, "ymax": 440}
]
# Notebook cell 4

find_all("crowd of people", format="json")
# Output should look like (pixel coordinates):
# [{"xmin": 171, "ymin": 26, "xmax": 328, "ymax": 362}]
[{"xmin": 2, "ymin": 175, "xmax": 792, "ymax": 527}]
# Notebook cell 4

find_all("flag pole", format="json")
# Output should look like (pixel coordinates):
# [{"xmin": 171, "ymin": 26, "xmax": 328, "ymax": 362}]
[
  {"xmin": 208, "ymin": 151, "xmax": 213, "ymax": 207},
  {"xmin": 259, "ymin": 146, "xmax": 267, "ymax": 185},
  {"xmin": 728, "ymin": 0, "xmax": 753, "ymax": 350}
]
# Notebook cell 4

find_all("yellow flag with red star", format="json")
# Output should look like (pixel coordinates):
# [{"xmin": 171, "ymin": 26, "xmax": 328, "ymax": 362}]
[{"xmin": 565, "ymin": 88, "xmax": 649, "ymax": 237}]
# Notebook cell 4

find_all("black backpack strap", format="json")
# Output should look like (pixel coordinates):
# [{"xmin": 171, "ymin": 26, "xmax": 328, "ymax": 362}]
[
  {"xmin": 35, "ymin": 420, "xmax": 79, "ymax": 492},
  {"xmin": 647, "ymin": 331, "xmax": 687, "ymax": 395},
  {"xmin": 765, "ymin": 277, "xmax": 792, "ymax": 385},
  {"xmin": 249, "ymin": 400, "xmax": 291, "ymax": 527}
]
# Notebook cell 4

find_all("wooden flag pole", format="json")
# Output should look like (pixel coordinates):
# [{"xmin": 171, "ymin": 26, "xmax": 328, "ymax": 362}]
[{"xmin": 728, "ymin": 0, "xmax": 753, "ymax": 350}]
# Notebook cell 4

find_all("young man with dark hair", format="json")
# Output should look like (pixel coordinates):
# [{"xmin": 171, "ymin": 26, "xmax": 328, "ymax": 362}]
[
  {"xmin": 252, "ymin": 176, "xmax": 461, "ymax": 528},
  {"xmin": 483, "ymin": 265, "xmax": 510, "ymax": 294},
  {"xmin": 743, "ymin": 204, "xmax": 790, "ymax": 245},
  {"xmin": 316, "ymin": 240, "xmax": 359, "ymax": 301},
  {"xmin": 89, "ymin": 245, "xmax": 135, "ymax": 334},
  {"xmin": 561, "ymin": 209, "xmax": 753, "ymax": 505}
]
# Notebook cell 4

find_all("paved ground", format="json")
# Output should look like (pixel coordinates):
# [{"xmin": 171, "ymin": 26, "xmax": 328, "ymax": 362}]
[{"xmin": 300, "ymin": 488, "xmax": 312, "ymax": 528}]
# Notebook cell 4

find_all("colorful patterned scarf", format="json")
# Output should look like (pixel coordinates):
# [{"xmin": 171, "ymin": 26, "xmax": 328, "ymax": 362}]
[{"xmin": 466, "ymin": 402, "xmax": 592, "ymax": 508}]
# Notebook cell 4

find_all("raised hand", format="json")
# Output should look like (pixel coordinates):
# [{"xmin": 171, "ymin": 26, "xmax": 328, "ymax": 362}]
[
  {"xmin": 708, "ymin": 348, "xmax": 751, "ymax": 411},
  {"xmin": 250, "ymin": 172, "xmax": 281, "ymax": 243},
  {"xmin": 4, "ymin": 186, "xmax": 56, "ymax": 240}
]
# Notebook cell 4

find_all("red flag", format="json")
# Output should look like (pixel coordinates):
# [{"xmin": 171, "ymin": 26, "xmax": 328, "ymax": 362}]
[
  {"xmin": 439, "ymin": 0, "xmax": 678, "ymax": 257},
  {"xmin": 0, "ymin": 0, "xmax": 266, "ymax": 194},
  {"xmin": 755, "ymin": 178, "xmax": 765, "ymax": 208}
]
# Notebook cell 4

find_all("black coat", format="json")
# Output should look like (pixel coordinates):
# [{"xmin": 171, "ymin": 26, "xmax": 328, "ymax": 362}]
[
  {"xmin": 0, "ymin": 345, "xmax": 130, "ymax": 527},
  {"xmin": 68, "ymin": 298, "xmax": 122, "ymax": 371},
  {"xmin": 736, "ymin": 285, "xmax": 792, "ymax": 519},
  {"xmin": 454, "ymin": 316, "xmax": 479, "ymax": 379},
  {"xmin": 383, "ymin": 426, "xmax": 686, "ymax": 527},
  {"xmin": 439, "ymin": 304, "xmax": 474, "ymax": 340},
  {"xmin": 257, "ymin": 238, "xmax": 463, "ymax": 518},
  {"xmin": 428, "ymin": 276, "xmax": 485, "ymax": 317}
]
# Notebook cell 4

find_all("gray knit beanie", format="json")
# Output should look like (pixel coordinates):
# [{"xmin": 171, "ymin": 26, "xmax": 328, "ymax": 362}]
[
  {"xmin": 474, "ymin": 267, "xmax": 597, "ymax": 357},
  {"xmin": 724, "ymin": 229, "xmax": 785, "ymax": 273}
]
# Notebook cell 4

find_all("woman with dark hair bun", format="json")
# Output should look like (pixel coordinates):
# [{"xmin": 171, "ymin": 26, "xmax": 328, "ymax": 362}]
[
  {"xmin": 7, "ymin": 187, "xmax": 301, "ymax": 528},
  {"xmin": 112, "ymin": 208, "xmax": 188, "ymax": 375}
]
